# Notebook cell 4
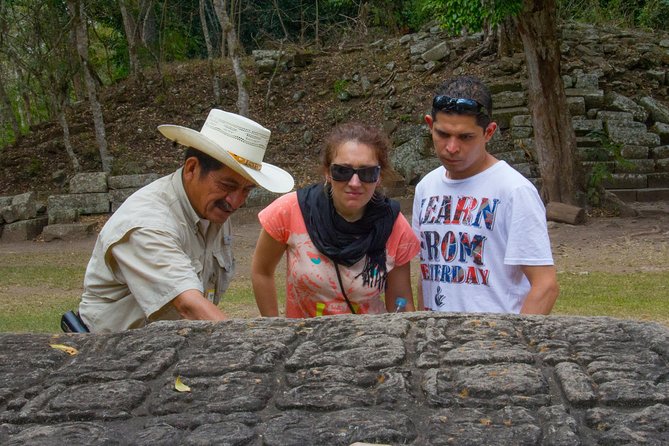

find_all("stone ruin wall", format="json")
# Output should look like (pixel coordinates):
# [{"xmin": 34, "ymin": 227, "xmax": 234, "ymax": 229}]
[{"xmin": 1, "ymin": 313, "xmax": 668, "ymax": 445}]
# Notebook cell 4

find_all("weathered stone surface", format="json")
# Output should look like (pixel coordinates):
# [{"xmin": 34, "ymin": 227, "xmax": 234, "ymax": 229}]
[
  {"xmin": 107, "ymin": 173, "xmax": 160, "ymax": 190},
  {"xmin": 565, "ymin": 88, "xmax": 605, "ymax": 109},
  {"xmin": 47, "ymin": 208, "xmax": 79, "ymax": 225},
  {"xmin": 47, "ymin": 193, "xmax": 110, "ymax": 215},
  {"xmin": 606, "ymin": 121, "xmax": 661, "ymax": 147},
  {"xmin": 0, "ymin": 217, "xmax": 48, "ymax": 243},
  {"xmin": 69, "ymin": 172, "xmax": 109, "ymax": 194},
  {"xmin": 651, "ymin": 123, "xmax": 669, "ymax": 144},
  {"xmin": 108, "ymin": 188, "xmax": 137, "ymax": 212},
  {"xmin": 605, "ymin": 91, "xmax": 649, "ymax": 121},
  {"xmin": 1, "ymin": 315, "xmax": 668, "ymax": 445},
  {"xmin": 640, "ymin": 95, "xmax": 669, "ymax": 124},
  {"xmin": 421, "ymin": 41, "xmax": 450, "ymax": 62},
  {"xmin": 41, "ymin": 223, "xmax": 95, "ymax": 242},
  {"xmin": 493, "ymin": 106, "xmax": 530, "ymax": 130}
]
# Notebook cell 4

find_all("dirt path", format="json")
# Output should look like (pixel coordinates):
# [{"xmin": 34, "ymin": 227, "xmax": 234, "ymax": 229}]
[{"xmin": 1, "ymin": 201, "xmax": 668, "ymax": 298}]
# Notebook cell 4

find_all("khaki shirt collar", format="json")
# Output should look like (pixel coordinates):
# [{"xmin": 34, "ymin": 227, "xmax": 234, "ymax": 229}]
[{"xmin": 172, "ymin": 167, "xmax": 201, "ymax": 234}]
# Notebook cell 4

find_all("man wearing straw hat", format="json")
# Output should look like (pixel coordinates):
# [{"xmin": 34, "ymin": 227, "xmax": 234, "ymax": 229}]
[{"xmin": 76, "ymin": 109, "xmax": 294, "ymax": 332}]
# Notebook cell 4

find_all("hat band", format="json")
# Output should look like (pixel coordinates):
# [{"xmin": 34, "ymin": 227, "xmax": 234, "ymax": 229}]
[{"xmin": 229, "ymin": 152, "xmax": 262, "ymax": 171}]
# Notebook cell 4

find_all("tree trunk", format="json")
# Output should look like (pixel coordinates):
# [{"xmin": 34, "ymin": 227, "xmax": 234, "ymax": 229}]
[
  {"xmin": 514, "ymin": 0, "xmax": 584, "ymax": 205},
  {"xmin": 200, "ymin": 0, "xmax": 222, "ymax": 104},
  {"xmin": 119, "ymin": 0, "xmax": 144, "ymax": 81},
  {"xmin": 68, "ymin": 0, "xmax": 112, "ymax": 173},
  {"xmin": 213, "ymin": 0, "xmax": 250, "ymax": 116},
  {"xmin": 53, "ymin": 93, "xmax": 81, "ymax": 172}
]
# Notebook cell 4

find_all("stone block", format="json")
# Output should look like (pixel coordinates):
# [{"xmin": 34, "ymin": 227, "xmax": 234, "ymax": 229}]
[
  {"xmin": 511, "ymin": 162, "xmax": 538, "ymax": 178},
  {"xmin": 572, "ymin": 118, "xmax": 603, "ymax": 136},
  {"xmin": 636, "ymin": 188, "xmax": 669, "ymax": 201},
  {"xmin": 108, "ymin": 173, "xmax": 161, "ymax": 190},
  {"xmin": 651, "ymin": 146, "xmax": 669, "ymax": 159},
  {"xmin": 568, "ymin": 96, "xmax": 586, "ymax": 116},
  {"xmin": 614, "ymin": 159, "xmax": 656, "ymax": 174},
  {"xmin": 604, "ymin": 91, "xmax": 648, "ymax": 121},
  {"xmin": 575, "ymin": 72, "xmax": 600, "ymax": 89},
  {"xmin": 48, "ymin": 208, "xmax": 79, "ymax": 225},
  {"xmin": 493, "ymin": 91, "xmax": 526, "ymax": 109},
  {"xmin": 579, "ymin": 149, "xmax": 612, "ymax": 162},
  {"xmin": 493, "ymin": 106, "xmax": 530, "ymax": 130},
  {"xmin": 511, "ymin": 115, "xmax": 532, "ymax": 127},
  {"xmin": 109, "ymin": 188, "xmax": 138, "ymax": 212},
  {"xmin": 608, "ymin": 189, "xmax": 637, "ymax": 202},
  {"xmin": 244, "ymin": 188, "xmax": 280, "ymax": 209},
  {"xmin": 0, "ymin": 204, "xmax": 18, "ymax": 224},
  {"xmin": 10, "ymin": 191, "xmax": 37, "ymax": 221},
  {"xmin": 421, "ymin": 41, "xmax": 450, "ymax": 62},
  {"xmin": 620, "ymin": 145, "xmax": 650, "ymax": 159},
  {"xmin": 651, "ymin": 123, "xmax": 669, "ymax": 144},
  {"xmin": 656, "ymin": 158, "xmax": 669, "ymax": 172},
  {"xmin": 596, "ymin": 110, "xmax": 634, "ymax": 122},
  {"xmin": 602, "ymin": 173, "xmax": 648, "ymax": 189},
  {"xmin": 69, "ymin": 172, "xmax": 109, "ymax": 194},
  {"xmin": 496, "ymin": 150, "xmax": 530, "ymax": 164},
  {"xmin": 488, "ymin": 79, "xmax": 525, "ymax": 94},
  {"xmin": 48, "ymin": 193, "xmax": 110, "ymax": 215},
  {"xmin": 513, "ymin": 138, "xmax": 536, "ymax": 157},
  {"xmin": 639, "ymin": 96, "xmax": 669, "ymax": 124},
  {"xmin": 511, "ymin": 126, "xmax": 533, "ymax": 139},
  {"xmin": 42, "ymin": 223, "xmax": 95, "ymax": 241},
  {"xmin": 576, "ymin": 136, "xmax": 602, "ymax": 148},
  {"xmin": 648, "ymin": 173, "xmax": 669, "ymax": 188},
  {"xmin": 606, "ymin": 123, "xmax": 661, "ymax": 147},
  {"xmin": 391, "ymin": 137, "xmax": 441, "ymax": 184},
  {"xmin": 0, "ymin": 216, "xmax": 48, "ymax": 242},
  {"xmin": 565, "ymin": 88, "xmax": 605, "ymax": 109},
  {"xmin": 646, "ymin": 69, "xmax": 666, "ymax": 84}
]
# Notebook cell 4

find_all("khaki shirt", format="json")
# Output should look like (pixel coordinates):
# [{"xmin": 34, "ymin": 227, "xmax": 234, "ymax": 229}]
[{"xmin": 79, "ymin": 168, "xmax": 234, "ymax": 332}]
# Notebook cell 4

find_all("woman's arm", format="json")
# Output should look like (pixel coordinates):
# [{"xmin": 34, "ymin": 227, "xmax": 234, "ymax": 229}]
[
  {"xmin": 251, "ymin": 229, "xmax": 288, "ymax": 316},
  {"xmin": 384, "ymin": 261, "xmax": 415, "ymax": 312}
]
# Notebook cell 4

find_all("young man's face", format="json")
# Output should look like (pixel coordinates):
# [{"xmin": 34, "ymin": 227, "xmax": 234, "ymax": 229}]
[
  {"xmin": 183, "ymin": 158, "xmax": 256, "ymax": 224},
  {"xmin": 425, "ymin": 111, "xmax": 497, "ymax": 180}
]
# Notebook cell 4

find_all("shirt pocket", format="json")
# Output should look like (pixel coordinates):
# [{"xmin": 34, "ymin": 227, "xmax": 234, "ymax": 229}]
[{"xmin": 212, "ymin": 245, "xmax": 235, "ymax": 304}]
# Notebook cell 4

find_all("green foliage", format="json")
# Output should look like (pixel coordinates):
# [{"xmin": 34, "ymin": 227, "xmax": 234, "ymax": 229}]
[
  {"xmin": 584, "ymin": 130, "xmax": 632, "ymax": 206},
  {"xmin": 25, "ymin": 158, "xmax": 43, "ymax": 178},
  {"xmin": 416, "ymin": 0, "xmax": 523, "ymax": 35},
  {"xmin": 333, "ymin": 79, "xmax": 349, "ymax": 95},
  {"xmin": 557, "ymin": 0, "xmax": 669, "ymax": 30}
]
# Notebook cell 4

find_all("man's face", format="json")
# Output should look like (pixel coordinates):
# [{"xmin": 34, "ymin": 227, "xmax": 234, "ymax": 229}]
[
  {"xmin": 183, "ymin": 158, "xmax": 256, "ymax": 224},
  {"xmin": 425, "ymin": 112, "xmax": 497, "ymax": 180}
]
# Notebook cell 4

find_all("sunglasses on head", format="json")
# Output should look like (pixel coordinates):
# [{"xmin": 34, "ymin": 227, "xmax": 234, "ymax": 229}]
[
  {"xmin": 330, "ymin": 164, "xmax": 381, "ymax": 183},
  {"xmin": 433, "ymin": 95, "xmax": 488, "ymax": 117}
]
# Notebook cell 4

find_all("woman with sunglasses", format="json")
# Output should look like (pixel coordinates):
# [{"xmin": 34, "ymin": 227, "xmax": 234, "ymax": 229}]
[{"xmin": 252, "ymin": 122, "xmax": 420, "ymax": 317}]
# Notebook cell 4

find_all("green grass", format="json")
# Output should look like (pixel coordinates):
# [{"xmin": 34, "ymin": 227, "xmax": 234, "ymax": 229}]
[
  {"xmin": 1, "ymin": 255, "xmax": 667, "ymax": 332},
  {"xmin": 554, "ymin": 271, "xmax": 669, "ymax": 325}
]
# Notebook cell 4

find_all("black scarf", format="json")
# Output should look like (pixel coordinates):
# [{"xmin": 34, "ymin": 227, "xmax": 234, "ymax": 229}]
[{"xmin": 297, "ymin": 183, "xmax": 400, "ymax": 290}]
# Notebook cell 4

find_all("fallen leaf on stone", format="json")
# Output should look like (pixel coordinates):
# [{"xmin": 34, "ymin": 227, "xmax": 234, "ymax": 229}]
[
  {"xmin": 49, "ymin": 344, "xmax": 78, "ymax": 355},
  {"xmin": 175, "ymin": 376, "xmax": 191, "ymax": 392}
]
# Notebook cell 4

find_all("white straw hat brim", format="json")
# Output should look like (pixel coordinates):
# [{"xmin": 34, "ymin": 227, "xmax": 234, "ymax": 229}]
[{"xmin": 158, "ymin": 124, "xmax": 294, "ymax": 193}]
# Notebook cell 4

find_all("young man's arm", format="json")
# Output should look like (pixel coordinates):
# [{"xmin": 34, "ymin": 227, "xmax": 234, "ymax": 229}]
[{"xmin": 519, "ymin": 265, "xmax": 559, "ymax": 314}]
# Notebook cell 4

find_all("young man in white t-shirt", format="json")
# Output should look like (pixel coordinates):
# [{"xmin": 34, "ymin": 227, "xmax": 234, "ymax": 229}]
[{"xmin": 412, "ymin": 76, "xmax": 559, "ymax": 314}]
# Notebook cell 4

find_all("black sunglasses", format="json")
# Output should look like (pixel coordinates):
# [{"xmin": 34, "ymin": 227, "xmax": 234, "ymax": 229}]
[
  {"xmin": 330, "ymin": 164, "xmax": 381, "ymax": 183},
  {"xmin": 433, "ymin": 95, "xmax": 488, "ymax": 116}
]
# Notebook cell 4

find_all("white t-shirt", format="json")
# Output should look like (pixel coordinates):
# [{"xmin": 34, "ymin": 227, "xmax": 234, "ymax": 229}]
[{"xmin": 411, "ymin": 161, "xmax": 553, "ymax": 314}]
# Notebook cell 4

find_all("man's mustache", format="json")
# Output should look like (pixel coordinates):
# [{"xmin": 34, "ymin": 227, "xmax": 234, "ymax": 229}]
[{"xmin": 215, "ymin": 199, "xmax": 235, "ymax": 213}]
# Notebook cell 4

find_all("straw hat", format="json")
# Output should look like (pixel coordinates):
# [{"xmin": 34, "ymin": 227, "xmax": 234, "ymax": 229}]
[{"xmin": 158, "ymin": 109, "xmax": 294, "ymax": 193}]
